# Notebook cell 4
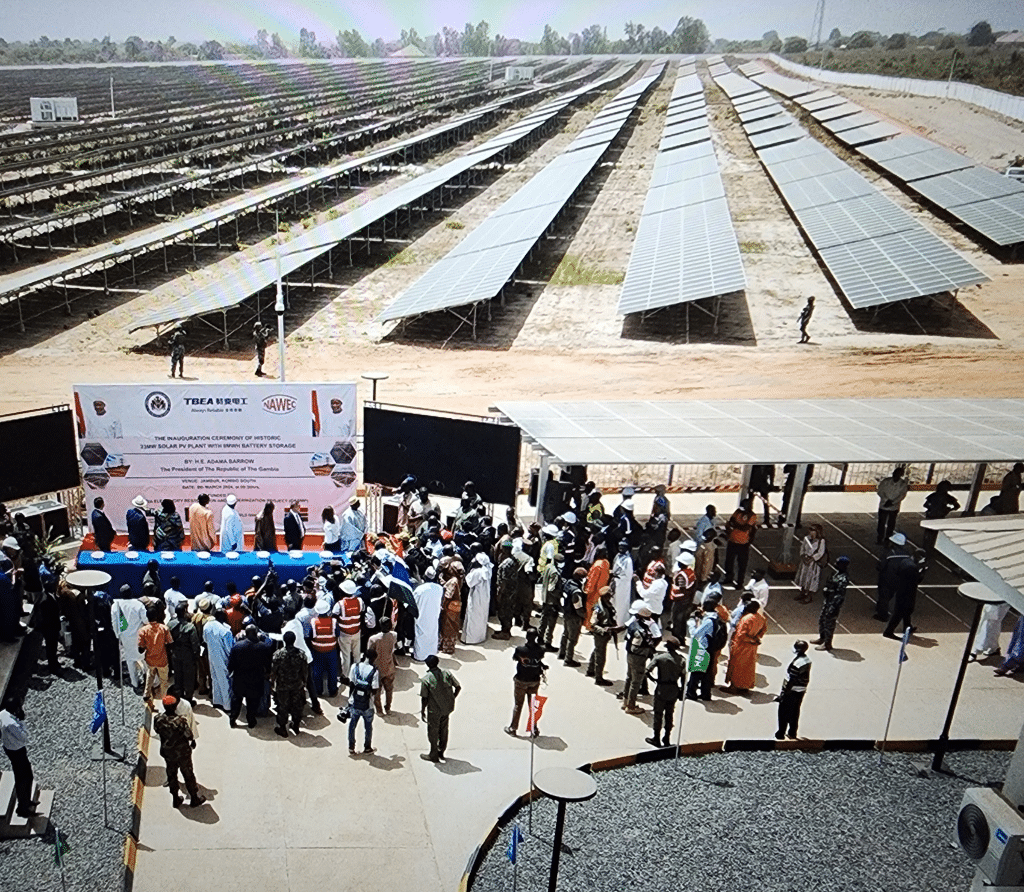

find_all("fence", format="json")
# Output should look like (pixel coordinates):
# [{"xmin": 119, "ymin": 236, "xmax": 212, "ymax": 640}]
[{"xmin": 765, "ymin": 53, "xmax": 1024, "ymax": 125}]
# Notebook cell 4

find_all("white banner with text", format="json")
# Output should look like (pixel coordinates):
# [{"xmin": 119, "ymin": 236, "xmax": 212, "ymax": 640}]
[{"xmin": 73, "ymin": 382, "xmax": 357, "ymax": 535}]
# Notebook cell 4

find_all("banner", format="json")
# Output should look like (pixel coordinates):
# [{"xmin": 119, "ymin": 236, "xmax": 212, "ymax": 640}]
[
  {"xmin": 688, "ymin": 636, "xmax": 709, "ymax": 674},
  {"xmin": 73, "ymin": 383, "xmax": 357, "ymax": 535}
]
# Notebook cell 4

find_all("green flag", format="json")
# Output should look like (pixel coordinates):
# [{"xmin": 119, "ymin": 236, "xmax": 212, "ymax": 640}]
[
  {"xmin": 116, "ymin": 605, "xmax": 127, "ymax": 633},
  {"xmin": 688, "ymin": 636, "xmax": 709, "ymax": 674},
  {"xmin": 53, "ymin": 827, "xmax": 70, "ymax": 867}
]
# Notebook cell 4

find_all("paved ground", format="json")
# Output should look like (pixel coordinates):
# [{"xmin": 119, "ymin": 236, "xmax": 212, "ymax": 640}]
[{"xmin": 133, "ymin": 498, "xmax": 1024, "ymax": 892}]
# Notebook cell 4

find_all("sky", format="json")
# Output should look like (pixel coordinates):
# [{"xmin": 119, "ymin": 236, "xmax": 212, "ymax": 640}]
[{"xmin": 2, "ymin": 0, "xmax": 1020, "ymax": 46}]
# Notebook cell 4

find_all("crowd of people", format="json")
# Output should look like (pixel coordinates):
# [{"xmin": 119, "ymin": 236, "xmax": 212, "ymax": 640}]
[{"xmin": 4, "ymin": 464, "xmax": 1024, "ymax": 814}]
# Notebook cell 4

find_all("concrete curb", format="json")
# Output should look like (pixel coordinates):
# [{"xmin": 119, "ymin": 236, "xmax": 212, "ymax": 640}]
[
  {"xmin": 457, "ymin": 736, "xmax": 1015, "ymax": 892},
  {"xmin": 123, "ymin": 706, "xmax": 152, "ymax": 892}
]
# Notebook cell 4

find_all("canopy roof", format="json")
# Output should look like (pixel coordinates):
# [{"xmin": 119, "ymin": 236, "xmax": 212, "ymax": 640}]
[
  {"xmin": 494, "ymin": 399, "xmax": 1024, "ymax": 466},
  {"xmin": 923, "ymin": 516, "xmax": 1024, "ymax": 613}
]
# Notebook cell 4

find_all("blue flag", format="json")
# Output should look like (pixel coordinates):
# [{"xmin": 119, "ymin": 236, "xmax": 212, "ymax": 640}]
[
  {"xmin": 898, "ymin": 627, "xmax": 912, "ymax": 664},
  {"xmin": 90, "ymin": 691, "xmax": 107, "ymax": 734},
  {"xmin": 506, "ymin": 822, "xmax": 524, "ymax": 864}
]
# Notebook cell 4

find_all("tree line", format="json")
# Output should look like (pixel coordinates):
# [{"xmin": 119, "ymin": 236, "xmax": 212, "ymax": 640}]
[{"xmin": 0, "ymin": 18, "xmax": 712, "ymax": 65}]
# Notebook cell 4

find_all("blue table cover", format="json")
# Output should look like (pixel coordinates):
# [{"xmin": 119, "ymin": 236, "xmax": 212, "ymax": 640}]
[{"xmin": 75, "ymin": 549, "xmax": 344, "ymax": 597}]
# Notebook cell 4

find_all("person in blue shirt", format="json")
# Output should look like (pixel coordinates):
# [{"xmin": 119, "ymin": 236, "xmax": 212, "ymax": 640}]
[{"xmin": 693, "ymin": 505, "xmax": 717, "ymax": 543}]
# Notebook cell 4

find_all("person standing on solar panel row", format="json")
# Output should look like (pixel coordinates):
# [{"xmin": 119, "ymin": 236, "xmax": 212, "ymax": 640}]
[
  {"xmin": 169, "ymin": 325, "xmax": 186, "ymax": 378},
  {"xmin": 253, "ymin": 321, "xmax": 268, "ymax": 377},
  {"xmin": 798, "ymin": 296, "xmax": 814, "ymax": 344}
]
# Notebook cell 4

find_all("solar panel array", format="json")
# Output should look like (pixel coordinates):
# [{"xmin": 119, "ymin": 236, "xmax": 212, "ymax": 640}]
[
  {"xmin": 495, "ymin": 398, "xmax": 1024, "ymax": 465},
  {"xmin": 616, "ymin": 67, "xmax": 745, "ymax": 315},
  {"xmin": 709, "ymin": 66, "xmax": 988, "ymax": 308},
  {"xmin": 754, "ymin": 68, "xmax": 1024, "ymax": 246},
  {"xmin": 378, "ymin": 62, "xmax": 666, "ymax": 323},
  {"xmin": 129, "ymin": 64, "xmax": 634, "ymax": 331}
]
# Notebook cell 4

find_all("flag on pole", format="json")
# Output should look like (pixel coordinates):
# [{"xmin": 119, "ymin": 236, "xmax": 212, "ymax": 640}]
[
  {"xmin": 115, "ymin": 604, "xmax": 127, "ymax": 634},
  {"xmin": 526, "ymin": 695, "xmax": 547, "ymax": 733},
  {"xmin": 90, "ymin": 691, "xmax": 107, "ymax": 734},
  {"xmin": 898, "ymin": 627, "xmax": 912, "ymax": 664},
  {"xmin": 506, "ymin": 822, "xmax": 524, "ymax": 864},
  {"xmin": 687, "ymin": 635, "xmax": 710, "ymax": 674},
  {"xmin": 53, "ymin": 825, "xmax": 70, "ymax": 867}
]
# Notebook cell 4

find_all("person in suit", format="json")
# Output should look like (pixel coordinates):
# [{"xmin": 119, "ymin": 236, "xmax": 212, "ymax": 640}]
[
  {"xmin": 91, "ymin": 497, "xmax": 116, "ymax": 551},
  {"xmin": 283, "ymin": 501, "xmax": 305, "ymax": 551},
  {"xmin": 126, "ymin": 495, "xmax": 151, "ymax": 551}
]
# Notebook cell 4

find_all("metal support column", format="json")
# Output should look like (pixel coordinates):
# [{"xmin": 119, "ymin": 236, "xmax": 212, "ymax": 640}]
[
  {"xmin": 963, "ymin": 463, "xmax": 988, "ymax": 516},
  {"xmin": 535, "ymin": 453, "xmax": 551, "ymax": 525}
]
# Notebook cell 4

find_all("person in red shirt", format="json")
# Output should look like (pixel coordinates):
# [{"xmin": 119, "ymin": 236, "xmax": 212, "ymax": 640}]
[{"xmin": 138, "ymin": 606, "xmax": 173, "ymax": 702}]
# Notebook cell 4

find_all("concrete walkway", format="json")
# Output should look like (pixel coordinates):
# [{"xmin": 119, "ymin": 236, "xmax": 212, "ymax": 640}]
[{"xmin": 133, "ymin": 508, "xmax": 1024, "ymax": 892}]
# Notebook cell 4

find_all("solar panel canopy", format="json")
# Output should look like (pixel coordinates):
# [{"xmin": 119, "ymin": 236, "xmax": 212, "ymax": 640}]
[{"xmin": 495, "ymin": 399, "xmax": 1024, "ymax": 465}]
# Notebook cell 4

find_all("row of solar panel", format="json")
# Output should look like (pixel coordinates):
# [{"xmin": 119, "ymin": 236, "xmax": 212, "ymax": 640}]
[
  {"xmin": 378, "ymin": 62, "xmax": 667, "ymax": 322},
  {"xmin": 618, "ymin": 65, "xmax": 745, "ymax": 315},
  {"xmin": 129, "ymin": 63, "xmax": 634, "ymax": 331},
  {"xmin": 711, "ymin": 67, "xmax": 988, "ymax": 309},
  {"xmin": 746, "ymin": 63, "xmax": 1024, "ymax": 246}
]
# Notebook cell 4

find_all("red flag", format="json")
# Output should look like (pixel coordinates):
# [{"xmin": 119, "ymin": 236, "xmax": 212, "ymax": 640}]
[
  {"xmin": 526, "ymin": 695, "xmax": 547, "ymax": 733},
  {"xmin": 311, "ymin": 390, "xmax": 321, "ymax": 437}
]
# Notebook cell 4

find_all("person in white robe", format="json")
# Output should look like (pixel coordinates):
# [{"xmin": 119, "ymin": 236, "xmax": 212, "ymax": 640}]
[
  {"xmin": 412, "ymin": 569, "xmax": 444, "ymax": 661},
  {"xmin": 462, "ymin": 553, "xmax": 492, "ymax": 645},
  {"xmin": 971, "ymin": 601, "xmax": 1012, "ymax": 658},
  {"xmin": 111, "ymin": 587, "xmax": 148, "ymax": 687},
  {"xmin": 610, "ymin": 542, "xmax": 634, "ymax": 626},
  {"xmin": 203, "ymin": 613, "xmax": 235, "ymax": 709},
  {"xmin": 219, "ymin": 495, "xmax": 244, "ymax": 552}
]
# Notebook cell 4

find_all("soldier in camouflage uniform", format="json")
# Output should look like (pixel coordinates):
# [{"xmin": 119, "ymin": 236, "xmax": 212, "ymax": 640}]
[
  {"xmin": 271, "ymin": 630, "xmax": 308, "ymax": 737},
  {"xmin": 253, "ymin": 322, "xmax": 268, "ymax": 377},
  {"xmin": 537, "ymin": 553, "xmax": 565, "ymax": 652},
  {"xmin": 152, "ymin": 696, "xmax": 204, "ymax": 808},
  {"xmin": 169, "ymin": 326, "xmax": 186, "ymax": 378},
  {"xmin": 492, "ymin": 540, "xmax": 518, "ymax": 641}
]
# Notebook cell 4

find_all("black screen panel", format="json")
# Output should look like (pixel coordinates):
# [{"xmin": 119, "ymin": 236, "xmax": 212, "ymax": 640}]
[
  {"xmin": 0, "ymin": 409, "xmax": 80, "ymax": 501},
  {"xmin": 363, "ymin": 407, "xmax": 520, "ymax": 506}
]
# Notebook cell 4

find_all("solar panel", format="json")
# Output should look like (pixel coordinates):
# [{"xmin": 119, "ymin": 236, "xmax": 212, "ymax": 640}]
[
  {"xmin": 911, "ymin": 166, "xmax": 1024, "ymax": 208},
  {"xmin": 733, "ymin": 93, "xmax": 776, "ymax": 110},
  {"xmin": 747, "ymin": 124, "xmax": 805, "ymax": 150},
  {"xmin": 795, "ymin": 91, "xmax": 843, "ymax": 109},
  {"xmin": 617, "ymin": 197, "xmax": 746, "ymax": 314},
  {"xmin": 660, "ymin": 128, "xmax": 711, "ymax": 151},
  {"xmin": 775, "ymin": 168, "xmax": 875, "ymax": 210},
  {"xmin": 821, "ymin": 111, "xmax": 885, "ymax": 133},
  {"xmin": 743, "ymin": 114, "xmax": 797, "ymax": 135},
  {"xmin": 796, "ymin": 192, "xmax": 919, "ymax": 249},
  {"xmin": 495, "ymin": 399, "xmax": 1024, "ymax": 466},
  {"xmin": 858, "ymin": 134, "xmax": 938, "ymax": 163},
  {"xmin": 737, "ymin": 62, "xmax": 765, "ymax": 77},
  {"xmin": 765, "ymin": 151, "xmax": 849, "ymax": 184},
  {"xmin": 737, "ymin": 103, "xmax": 787, "ymax": 123},
  {"xmin": 871, "ymin": 145, "xmax": 974, "ymax": 181},
  {"xmin": 833, "ymin": 122, "xmax": 904, "ymax": 146},
  {"xmin": 714, "ymin": 72, "xmax": 762, "ymax": 99},
  {"xmin": 666, "ymin": 106, "xmax": 709, "ymax": 125},
  {"xmin": 935, "ymin": 193, "xmax": 1024, "ymax": 246},
  {"xmin": 378, "ymin": 62, "xmax": 667, "ymax": 323},
  {"xmin": 642, "ymin": 175, "xmax": 726, "ymax": 216},
  {"xmin": 810, "ymin": 103, "xmax": 861, "ymax": 122},
  {"xmin": 818, "ymin": 228, "xmax": 989, "ymax": 308},
  {"xmin": 663, "ymin": 116, "xmax": 713, "ymax": 137},
  {"xmin": 757, "ymin": 138, "xmax": 827, "ymax": 165},
  {"xmin": 750, "ymin": 71, "xmax": 817, "ymax": 98}
]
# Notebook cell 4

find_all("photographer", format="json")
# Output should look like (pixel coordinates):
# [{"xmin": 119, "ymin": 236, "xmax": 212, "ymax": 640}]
[{"xmin": 504, "ymin": 629, "xmax": 547, "ymax": 737}]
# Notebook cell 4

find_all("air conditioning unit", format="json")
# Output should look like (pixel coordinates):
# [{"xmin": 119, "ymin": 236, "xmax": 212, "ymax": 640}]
[{"xmin": 957, "ymin": 787, "xmax": 1024, "ymax": 887}]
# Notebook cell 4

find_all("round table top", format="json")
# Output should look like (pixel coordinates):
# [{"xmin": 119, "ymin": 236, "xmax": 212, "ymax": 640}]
[
  {"xmin": 533, "ymin": 767, "xmax": 597, "ymax": 803},
  {"xmin": 360, "ymin": 371, "xmax": 390, "ymax": 382},
  {"xmin": 958, "ymin": 582, "xmax": 1006, "ymax": 605},
  {"xmin": 65, "ymin": 569, "xmax": 113, "ymax": 588}
]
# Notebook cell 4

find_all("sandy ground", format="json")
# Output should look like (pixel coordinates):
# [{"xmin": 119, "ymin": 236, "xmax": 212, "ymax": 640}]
[{"xmin": 1, "ymin": 61, "xmax": 1024, "ymax": 420}]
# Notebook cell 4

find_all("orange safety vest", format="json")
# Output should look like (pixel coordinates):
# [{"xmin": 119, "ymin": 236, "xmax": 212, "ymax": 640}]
[
  {"xmin": 337, "ymin": 597, "xmax": 362, "ymax": 636},
  {"xmin": 671, "ymin": 566, "xmax": 695, "ymax": 600},
  {"xmin": 310, "ymin": 616, "xmax": 337, "ymax": 652}
]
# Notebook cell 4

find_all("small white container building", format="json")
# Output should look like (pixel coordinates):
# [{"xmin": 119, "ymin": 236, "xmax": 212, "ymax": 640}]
[
  {"xmin": 504, "ymin": 66, "xmax": 535, "ymax": 83},
  {"xmin": 30, "ymin": 97, "xmax": 79, "ymax": 125}
]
